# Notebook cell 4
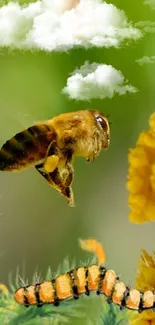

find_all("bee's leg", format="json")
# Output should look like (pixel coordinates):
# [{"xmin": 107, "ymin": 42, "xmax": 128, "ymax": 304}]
[
  {"xmin": 44, "ymin": 139, "xmax": 74, "ymax": 187},
  {"xmin": 50, "ymin": 167, "xmax": 74, "ymax": 206},
  {"xmin": 60, "ymin": 144, "xmax": 74, "ymax": 185},
  {"xmin": 35, "ymin": 163, "xmax": 55, "ymax": 187},
  {"xmin": 86, "ymin": 150, "xmax": 99, "ymax": 162},
  {"xmin": 61, "ymin": 162, "xmax": 74, "ymax": 187},
  {"xmin": 60, "ymin": 184, "xmax": 74, "ymax": 207},
  {"xmin": 86, "ymin": 156, "xmax": 95, "ymax": 163},
  {"xmin": 62, "ymin": 144, "xmax": 74, "ymax": 165},
  {"xmin": 86, "ymin": 134, "xmax": 100, "ymax": 162},
  {"xmin": 44, "ymin": 136, "xmax": 75, "ymax": 173},
  {"xmin": 35, "ymin": 164, "xmax": 74, "ymax": 206},
  {"xmin": 43, "ymin": 141, "xmax": 60, "ymax": 173}
]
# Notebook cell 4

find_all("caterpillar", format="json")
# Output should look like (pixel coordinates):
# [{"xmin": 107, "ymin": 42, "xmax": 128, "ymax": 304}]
[{"xmin": 14, "ymin": 239, "xmax": 154, "ymax": 313}]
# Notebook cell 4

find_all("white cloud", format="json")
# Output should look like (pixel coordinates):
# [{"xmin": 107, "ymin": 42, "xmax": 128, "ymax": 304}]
[
  {"xmin": 135, "ymin": 21, "xmax": 155, "ymax": 33},
  {"xmin": 136, "ymin": 56, "xmax": 155, "ymax": 65},
  {"xmin": 62, "ymin": 61, "xmax": 137, "ymax": 100},
  {"xmin": 0, "ymin": 0, "xmax": 142, "ymax": 51},
  {"xmin": 144, "ymin": 0, "xmax": 155, "ymax": 10}
]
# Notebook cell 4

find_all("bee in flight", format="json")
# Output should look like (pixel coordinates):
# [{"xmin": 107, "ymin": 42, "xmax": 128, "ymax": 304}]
[
  {"xmin": 14, "ymin": 238, "xmax": 155, "ymax": 313},
  {"xmin": 0, "ymin": 110, "xmax": 110, "ymax": 206}
]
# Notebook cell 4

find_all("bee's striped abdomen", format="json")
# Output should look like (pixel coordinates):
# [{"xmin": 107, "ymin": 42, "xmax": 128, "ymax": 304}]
[
  {"xmin": 0, "ymin": 123, "xmax": 56, "ymax": 171},
  {"xmin": 14, "ymin": 264, "xmax": 155, "ymax": 312}
]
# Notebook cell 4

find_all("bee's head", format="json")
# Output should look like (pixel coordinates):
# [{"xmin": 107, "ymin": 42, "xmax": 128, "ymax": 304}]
[{"xmin": 91, "ymin": 110, "xmax": 110, "ymax": 149}]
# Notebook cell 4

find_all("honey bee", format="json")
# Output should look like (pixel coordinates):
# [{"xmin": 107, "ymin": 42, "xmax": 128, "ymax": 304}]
[
  {"xmin": 0, "ymin": 110, "xmax": 110, "ymax": 205},
  {"xmin": 14, "ymin": 238, "xmax": 155, "ymax": 313}
]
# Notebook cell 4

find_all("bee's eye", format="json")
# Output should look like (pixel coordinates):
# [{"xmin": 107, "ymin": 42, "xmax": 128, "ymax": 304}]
[{"xmin": 96, "ymin": 116, "xmax": 108, "ymax": 130}]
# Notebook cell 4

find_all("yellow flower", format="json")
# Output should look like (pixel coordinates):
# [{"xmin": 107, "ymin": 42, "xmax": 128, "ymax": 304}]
[
  {"xmin": 130, "ymin": 250, "xmax": 155, "ymax": 325},
  {"xmin": 0, "ymin": 283, "xmax": 9, "ymax": 297},
  {"xmin": 136, "ymin": 250, "xmax": 155, "ymax": 292},
  {"xmin": 127, "ymin": 112, "xmax": 155, "ymax": 223},
  {"xmin": 130, "ymin": 311, "xmax": 155, "ymax": 325}
]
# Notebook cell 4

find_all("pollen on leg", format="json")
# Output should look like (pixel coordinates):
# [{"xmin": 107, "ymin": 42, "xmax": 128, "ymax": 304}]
[
  {"xmin": 79, "ymin": 239, "xmax": 106, "ymax": 265},
  {"xmin": 44, "ymin": 155, "xmax": 59, "ymax": 173}
]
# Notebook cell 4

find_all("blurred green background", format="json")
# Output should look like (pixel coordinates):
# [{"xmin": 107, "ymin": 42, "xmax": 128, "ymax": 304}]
[{"xmin": 0, "ymin": 0, "xmax": 155, "ymax": 323}]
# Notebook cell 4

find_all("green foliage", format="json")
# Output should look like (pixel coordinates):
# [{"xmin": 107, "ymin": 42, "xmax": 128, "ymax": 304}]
[
  {"xmin": 0, "ymin": 258, "xmax": 131, "ymax": 325},
  {"xmin": 99, "ymin": 300, "xmax": 131, "ymax": 325},
  {"xmin": 0, "ymin": 0, "xmax": 37, "ymax": 6}
]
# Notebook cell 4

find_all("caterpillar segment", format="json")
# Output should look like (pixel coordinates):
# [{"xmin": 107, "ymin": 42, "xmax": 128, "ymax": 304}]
[
  {"xmin": 0, "ymin": 110, "xmax": 110, "ymax": 205},
  {"xmin": 14, "ymin": 239, "xmax": 155, "ymax": 312}
]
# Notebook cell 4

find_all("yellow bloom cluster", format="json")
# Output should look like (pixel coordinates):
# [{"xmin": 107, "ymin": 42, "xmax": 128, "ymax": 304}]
[
  {"xmin": 127, "ymin": 112, "xmax": 155, "ymax": 223},
  {"xmin": 130, "ymin": 250, "xmax": 155, "ymax": 325}
]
